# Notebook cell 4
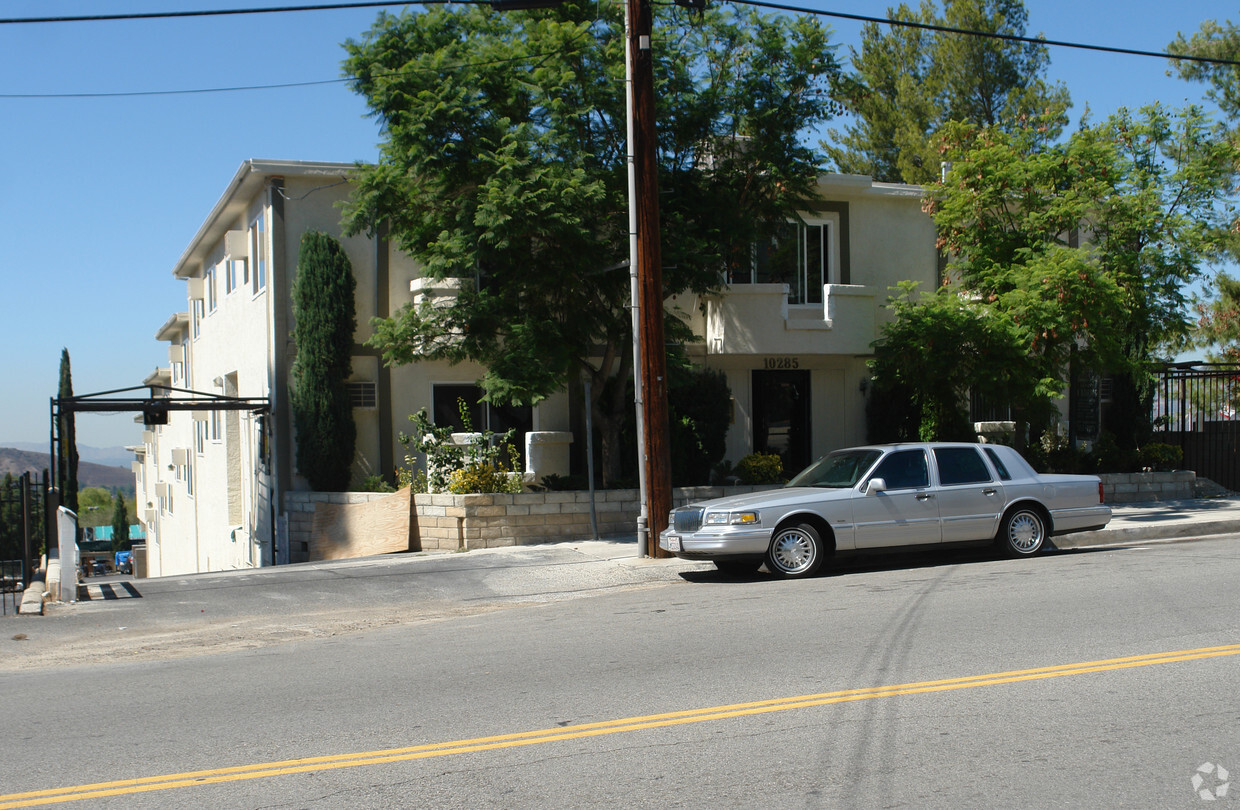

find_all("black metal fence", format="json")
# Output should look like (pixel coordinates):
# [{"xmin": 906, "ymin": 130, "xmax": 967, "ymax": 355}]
[
  {"xmin": 1, "ymin": 559, "xmax": 21, "ymax": 616},
  {"xmin": 1153, "ymin": 363, "xmax": 1240, "ymax": 492},
  {"xmin": 0, "ymin": 471, "xmax": 47, "ymax": 613}
]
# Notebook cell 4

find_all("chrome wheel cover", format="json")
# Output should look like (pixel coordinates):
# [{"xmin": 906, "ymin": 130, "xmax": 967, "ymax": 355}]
[
  {"xmin": 1006, "ymin": 510, "xmax": 1044, "ymax": 554},
  {"xmin": 770, "ymin": 529, "xmax": 816, "ymax": 574}
]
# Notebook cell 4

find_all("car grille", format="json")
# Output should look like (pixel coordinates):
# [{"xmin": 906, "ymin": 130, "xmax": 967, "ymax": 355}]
[{"xmin": 672, "ymin": 507, "xmax": 704, "ymax": 534}]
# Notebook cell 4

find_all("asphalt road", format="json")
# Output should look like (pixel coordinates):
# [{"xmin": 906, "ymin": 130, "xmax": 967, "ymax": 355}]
[{"xmin": 2, "ymin": 535, "xmax": 1238, "ymax": 808}]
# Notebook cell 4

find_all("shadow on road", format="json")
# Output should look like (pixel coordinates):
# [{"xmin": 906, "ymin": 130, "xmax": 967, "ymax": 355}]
[{"xmin": 677, "ymin": 540, "xmax": 1125, "ymax": 584}]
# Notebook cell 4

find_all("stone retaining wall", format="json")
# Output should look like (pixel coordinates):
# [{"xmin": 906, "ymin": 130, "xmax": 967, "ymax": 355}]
[
  {"xmin": 1098, "ymin": 471, "xmax": 1195, "ymax": 504},
  {"xmin": 286, "ymin": 485, "xmax": 773, "ymax": 557}
]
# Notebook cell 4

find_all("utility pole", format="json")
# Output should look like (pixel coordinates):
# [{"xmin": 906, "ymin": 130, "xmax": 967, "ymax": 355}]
[{"xmin": 627, "ymin": 0, "xmax": 673, "ymax": 557}]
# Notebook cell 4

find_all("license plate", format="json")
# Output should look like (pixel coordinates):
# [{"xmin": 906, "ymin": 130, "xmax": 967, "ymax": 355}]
[{"xmin": 663, "ymin": 534, "xmax": 681, "ymax": 552}]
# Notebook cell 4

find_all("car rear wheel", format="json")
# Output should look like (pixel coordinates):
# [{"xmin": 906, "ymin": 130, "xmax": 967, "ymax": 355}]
[
  {"xmin": 998, "ymin": 506, "xmax": 1046, "ymax": 557},
  {"xmin": 765, "ymin": 523, "xmax": 824, "ymax": 578}
]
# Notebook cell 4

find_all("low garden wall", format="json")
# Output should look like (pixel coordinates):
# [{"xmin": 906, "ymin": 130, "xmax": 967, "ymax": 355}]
[
  {"xmin": 1098, "ymin": 471, "xmax": 1195, "ymax": 503},
  {"xmin": 286, "ymin": 485, "xmax": 773, "ymax": 559}
]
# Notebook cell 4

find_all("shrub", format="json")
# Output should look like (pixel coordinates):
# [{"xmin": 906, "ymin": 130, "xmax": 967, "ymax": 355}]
[
  {"xmin": 1138, "ymin": 442, "xmax": 1182, "ymax": 472},
  {"xmin": 736, "ymin": 453, "xmax": 784, "ymax": 484},
  {"xmin": 531, "ymin": 473, "xmax": 589, "ymax": 492},
  {"xmin": 447, "ymin": 464, "xmax": 523, "ymax": 494},
  {"xmin": 1091, "ymin": 431, "xmax": 1137, "ymax": 473},
  {"xmin": 356, "ymin": 474, "xmax": 396, "ymax": 493},
  {"xmin": 398, "ymin": 399, "xmax": 523, "ymax": 493}
]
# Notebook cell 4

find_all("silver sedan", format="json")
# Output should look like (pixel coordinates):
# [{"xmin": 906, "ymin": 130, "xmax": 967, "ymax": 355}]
[{"xmin": 659, "ymin": 442, "xmax": 1111, "ymax": 578}]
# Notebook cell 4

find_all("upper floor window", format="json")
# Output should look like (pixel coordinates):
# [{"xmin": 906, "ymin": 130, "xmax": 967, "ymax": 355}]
[
  {"xmin": 225, "ymin": 259, "xmax": 239, "ymax": 295},
  {"xmin": 732, "ymin": 218, "xmax": 834, "ymax": 305},
  {"xmin": 191, "ymin": 299, "xmax": 204, "ymax": 339},
  {"xmin": 205, "ymin": 263, "xmax": 218, "ymax": 313}
]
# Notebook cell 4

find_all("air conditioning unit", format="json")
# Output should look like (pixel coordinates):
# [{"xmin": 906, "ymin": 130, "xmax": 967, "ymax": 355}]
[{"xmin": 225, "ymin": 229, "xmax": 249, "ymax": 259}]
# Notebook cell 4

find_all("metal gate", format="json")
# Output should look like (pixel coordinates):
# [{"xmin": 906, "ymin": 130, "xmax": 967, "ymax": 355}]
[
  {"xmin": 1153, "ymin": 363, "xmax": 1240, "ymax": 492},
  {"xmin": 0, "ymin": 471, "xmax": 46, "ymax": 615}
]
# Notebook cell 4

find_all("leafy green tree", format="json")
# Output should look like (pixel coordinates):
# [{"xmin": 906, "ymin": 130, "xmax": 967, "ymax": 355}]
[
  {"xmin": 1170, "ymin": 18, "xmax": 1240, "ymax": 123},
  {"xmin": 667, "ymin": 366, "xmax": 731, "ymax": 486},
  {"xmin": 868, "ymin": 282, "xmax": 1038, "ymax": 441},
  {"xmin": 77, "ymin": 487, "xmax": 115, "ymax": 527},
  {"xmin": 1195, "ymin": 273, "xmax": 1240, "ymax": 362},
  {"xmin": 921, "ymin": 106, "xmax": 1239, "ymax": 447},
  {"xmin": 291, "ymin": 232, "xmax": 358, "ymax": 491},
  {"xmin": 342, "ymin": 3, "xmax": 846, "ymax": 483},
  {"xmin": 0, "ymin": 474, "xmax": 20, "ymax": 561},
  {"xmin": 825, "ymin": 0, "xmax": 1069, "ymax": 184},
  {"xmin": 57, "ymin": 348, "xmax": 79, "ymax": 513},
  {"xmin": 111, "ymin": 490, "xmax": 130, "ymax": 552}
]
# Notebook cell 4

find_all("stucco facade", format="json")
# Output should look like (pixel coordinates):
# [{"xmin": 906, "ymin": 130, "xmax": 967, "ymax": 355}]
[{"xmin": 134, "ymin": 161, "xmax": 938, "ymax": 576}]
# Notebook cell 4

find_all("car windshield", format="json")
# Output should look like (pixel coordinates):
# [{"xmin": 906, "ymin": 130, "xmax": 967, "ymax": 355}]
[{"xmin": 786, "ymin": 449, "xmax": 882, "ymax": 488}]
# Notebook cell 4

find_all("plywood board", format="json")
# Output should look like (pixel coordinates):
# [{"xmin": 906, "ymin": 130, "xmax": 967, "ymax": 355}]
[{"xmin": 307, "ymin": 487, "xmax": 415, "ymax": 561}]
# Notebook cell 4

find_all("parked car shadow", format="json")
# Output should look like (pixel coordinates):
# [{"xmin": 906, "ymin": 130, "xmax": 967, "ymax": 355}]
[{"xmin": 678, "ymin": 540, "xmax": 1120, "ymax": 583}]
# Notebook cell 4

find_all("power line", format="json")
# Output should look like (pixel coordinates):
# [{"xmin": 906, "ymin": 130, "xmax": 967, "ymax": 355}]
[
  {"xmin": 1, "ymin": 0, "xmax": 1237, "ymax": 100},
  {"xmin": 0, "ymin": 41, "xmax": 586, "ymax": 99},
  {"xmin": 0, "ymin": 3, "xmax": 435, "ymax": 25},
  {"xmin": 733, "ymin": 0, "xmax": 1240, "ymax": 69},
  {"xmin": 0, "ymin": 78, "xmax": 346, "ymax": 99}
]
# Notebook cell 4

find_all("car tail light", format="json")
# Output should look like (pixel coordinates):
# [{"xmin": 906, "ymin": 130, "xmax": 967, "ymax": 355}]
[{"xmin": 1098, "ymin": 482, "xmax": 1105, "ymax": 503}]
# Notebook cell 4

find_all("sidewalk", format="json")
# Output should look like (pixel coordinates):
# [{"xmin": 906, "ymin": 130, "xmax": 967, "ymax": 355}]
[
  {"xmin": 550, "ymin": 495, "xmax": 1240, "ymax": 568},
  {"xmin": 1056, "ymin": 496, "xmax": 1240, "ymax": 549}
]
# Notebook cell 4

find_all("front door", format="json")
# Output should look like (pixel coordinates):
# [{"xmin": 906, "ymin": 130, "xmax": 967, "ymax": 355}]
[{"xmin": 752, "ymin": 370, "xmax": 811, "ymax": 478}]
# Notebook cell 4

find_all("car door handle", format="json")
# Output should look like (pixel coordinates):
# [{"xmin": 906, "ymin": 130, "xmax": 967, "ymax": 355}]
[
  {"xmin": 916, "ymin": 493, "xmax": 934, "ymax": 501},
  {"xmin": 982, "ymin": 488, "xmax": 997, "ymax": 496}
]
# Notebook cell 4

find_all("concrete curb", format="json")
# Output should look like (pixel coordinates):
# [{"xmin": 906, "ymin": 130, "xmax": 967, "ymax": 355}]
[
  {"xmin": 17, "ymin": 567, "xmax": 46, "ymax": 615},
  {"xmin": 1057, "ymin": 518, "xmax": 1240, "ymax": 549}
]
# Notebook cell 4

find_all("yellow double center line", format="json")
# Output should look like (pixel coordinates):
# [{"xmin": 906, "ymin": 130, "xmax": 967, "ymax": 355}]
[{"xmin": 5, "ymin": 642, "xmax": 1240, "ymax": 808}]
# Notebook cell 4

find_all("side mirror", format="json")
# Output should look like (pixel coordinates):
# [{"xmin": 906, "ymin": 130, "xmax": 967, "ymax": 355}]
[{"xmin": 865, "ymin": 477, "xmax": 887, "ymax": 495}]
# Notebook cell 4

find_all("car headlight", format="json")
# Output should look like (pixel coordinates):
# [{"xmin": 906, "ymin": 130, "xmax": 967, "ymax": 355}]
[{"xmin": 704, "ymin": 510, "xmax": 760, "ymax": 526}]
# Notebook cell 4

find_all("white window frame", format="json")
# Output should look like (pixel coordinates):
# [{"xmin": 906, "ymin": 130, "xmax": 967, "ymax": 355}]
[
  {"xmin": 192, "ymin": 299, "xmax": 204, "ymax": 339},
  {"xmin": 740, "ymin": 214, "xmax": 838, "ymax": 305},
  {"xmin": 205, "ymin": 263, "xmax": 218, "ymax": 313}
]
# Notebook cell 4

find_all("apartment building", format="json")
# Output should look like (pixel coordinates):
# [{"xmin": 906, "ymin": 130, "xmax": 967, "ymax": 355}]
[{"xmin": 134, "ymin": 160, "xmax": 938, "ymax": 576}]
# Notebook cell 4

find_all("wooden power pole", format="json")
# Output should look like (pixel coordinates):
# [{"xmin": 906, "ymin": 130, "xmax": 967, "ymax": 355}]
[{"xmin": 627, "ymin": 0, "xmax": 673, "ymax": 556}]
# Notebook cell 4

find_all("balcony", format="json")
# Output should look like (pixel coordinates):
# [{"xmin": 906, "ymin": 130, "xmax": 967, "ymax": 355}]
[{"xmin": 703, "ymin": 283, "xmax": 877, "ymax": 356}]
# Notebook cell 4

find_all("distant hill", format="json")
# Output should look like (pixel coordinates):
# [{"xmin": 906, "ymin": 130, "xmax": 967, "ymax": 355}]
[
  {"xmin": 2, "ymin": 441, "xmax": 135, "ymax": 469},
  {"xmin": 0, "ymin": 447, "xmax": 134, "ymax": 491}
]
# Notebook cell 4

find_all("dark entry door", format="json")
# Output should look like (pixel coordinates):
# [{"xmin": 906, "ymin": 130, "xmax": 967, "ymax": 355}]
[{"xmin": 752, "ymin": 370, "xmax": 811, "ymax": 477}]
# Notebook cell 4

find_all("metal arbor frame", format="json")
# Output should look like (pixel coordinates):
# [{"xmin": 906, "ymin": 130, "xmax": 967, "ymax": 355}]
[{"xmin": 49, "ymin": 385, "xmax": 272, "ymax": 561}]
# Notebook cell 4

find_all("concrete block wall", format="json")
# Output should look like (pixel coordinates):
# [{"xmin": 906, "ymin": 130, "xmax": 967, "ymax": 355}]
[
  {"xmin": 412, "ymin": 485, "xmax": 774, "ymax": 551},
  {"xmin": 284, "ymin": 485, "xmax": 775, "ymax": 555},
  {"xmin": 1098, "ymin": 471, "xmax": 1195, "ymax": 504}
]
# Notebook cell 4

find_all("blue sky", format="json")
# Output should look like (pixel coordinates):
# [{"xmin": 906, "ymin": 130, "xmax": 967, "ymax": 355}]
[{"xmin": 1, "ymin": 0, "xmax": 1236, "ymax": 451}]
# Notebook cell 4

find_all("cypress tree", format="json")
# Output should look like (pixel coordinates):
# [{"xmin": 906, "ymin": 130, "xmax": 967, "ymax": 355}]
[
  {"xmin": 57, "ymin": 348, "xmax": 79, "ymax": 513},
  {"xmin": 111, "ymin": 490, "xmax": 130, "ymax": 552},
  {"xmin": 290, "ymin": 232, "xmax": 357, "ymax": 491}
]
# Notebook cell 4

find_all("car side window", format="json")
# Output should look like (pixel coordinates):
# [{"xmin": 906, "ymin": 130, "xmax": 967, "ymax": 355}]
[
  {"xmin": 984, "ymin": 447, "xmax": 1012, "ymax": 481},
  {"xmin": 870, "ymin": 450, "xmax": 929, "ymax": 490},
  {"xmin": 934, "ymin": 447, "xmax": 993, "ymax": 486}
]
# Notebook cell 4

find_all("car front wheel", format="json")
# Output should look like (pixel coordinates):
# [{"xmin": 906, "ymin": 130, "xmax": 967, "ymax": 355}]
[
  {"xmin": 998, "ymin": 506, "xmax": 1046, "ymax": 557},
  {"xmin": 714, "ymin": 558, "xmax": 762, "ymax": 575},
  {"xmin": 765, "ymin": 523, "xmax": 824, "ymax": 578}
]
